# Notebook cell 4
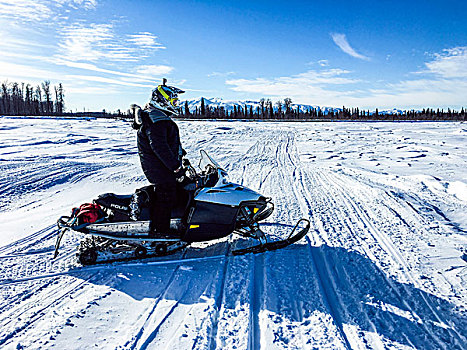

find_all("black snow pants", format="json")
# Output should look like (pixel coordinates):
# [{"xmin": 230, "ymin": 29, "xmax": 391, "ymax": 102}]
[{"xmin": 149, "ymin": 181, "xmax": 177, "ymax": 235}]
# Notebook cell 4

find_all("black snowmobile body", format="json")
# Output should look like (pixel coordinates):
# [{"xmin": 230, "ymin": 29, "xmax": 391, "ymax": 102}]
[{"xmin": 55, "ymin": 151, "xmax": 309, "ymax": 264}]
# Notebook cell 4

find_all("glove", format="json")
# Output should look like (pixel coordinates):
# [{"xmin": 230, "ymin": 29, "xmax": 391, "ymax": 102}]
[
  {"xmin": 174, "ymin": 167, "xmax": 185, "ymax": 183},
  {"xmin": 130, "ymin": 104, "xmax": 143, "ymax": 129}
]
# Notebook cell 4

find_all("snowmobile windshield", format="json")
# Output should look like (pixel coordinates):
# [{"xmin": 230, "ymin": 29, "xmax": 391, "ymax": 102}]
[{"xmin": 198, "ymin": 150, "xmax": 224, "ymax": 173}]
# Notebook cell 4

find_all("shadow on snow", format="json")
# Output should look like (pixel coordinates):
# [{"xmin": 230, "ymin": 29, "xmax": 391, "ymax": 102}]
[{"xmin": 68, "ymin": 240, "xmax": 466, "ymax": 349}]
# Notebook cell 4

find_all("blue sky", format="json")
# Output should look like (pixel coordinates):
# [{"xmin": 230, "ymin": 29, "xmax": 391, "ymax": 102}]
[{"xmin": 0, "ymin": 0, "xmax": 466, "ymax": 111}]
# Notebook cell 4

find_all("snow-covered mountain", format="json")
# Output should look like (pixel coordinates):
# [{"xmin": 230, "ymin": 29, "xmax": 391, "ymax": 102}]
[
  {"xmin": 181, "ymin": 98, "xmax": 418, "ymax": 115},
  {"xmin": 181, "ymin": 97, "xmax": 340, "ymax": 114},
  {"xmin": 377, "ymin": 108, "xmax": 405, "ymax": 115}
]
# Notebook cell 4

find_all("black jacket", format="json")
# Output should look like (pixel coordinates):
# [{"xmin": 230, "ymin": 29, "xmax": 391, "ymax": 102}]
[{"xmin": 137, "ymin": 109, "xmax": 183, "ymax": 184}]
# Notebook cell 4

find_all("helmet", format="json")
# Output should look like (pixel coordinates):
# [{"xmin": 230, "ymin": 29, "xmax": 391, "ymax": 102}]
[{"xmin": 149, "ymin": 79, "xmax": 185, "ymax": 115}]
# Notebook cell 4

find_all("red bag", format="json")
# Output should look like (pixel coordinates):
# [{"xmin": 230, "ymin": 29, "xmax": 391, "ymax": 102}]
[{"xmin": 72, "ymin": 203, "xmax": 102, "ymax": 224}]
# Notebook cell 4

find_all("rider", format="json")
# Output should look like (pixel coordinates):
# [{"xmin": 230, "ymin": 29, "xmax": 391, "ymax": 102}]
[{"xmin": 132, "ymin": 79, "xmax": 186, "ymax": 236}]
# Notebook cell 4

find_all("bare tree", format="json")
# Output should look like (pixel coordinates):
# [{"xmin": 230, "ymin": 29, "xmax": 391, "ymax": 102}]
[
  {"xmin": 267, "ymin": 99, "xmax": 273, "ymax": 119},
  {"xmin": 25, "ymin": 84, "xmax": 32, "ymax": 114},
  {"xmin": 276, "ymin": 100, "xmax": 282, "ymax": 118},
  {"xmin": 1, "ymin": 81, "xmax": 10, "ymax": 114},
  {"xmin": 11, "ymin": 82, "xmax": 20, "ymax": 115},
  {"xmin": 259, "ymin": 98, "xmax": 265, "ymax": 118},
  {"xmin": 284, "ymin": 97, "xmax": 292, "ymax": 117},
  {"xmin": 54, "ymin": 83, "xmax": 65, "ymax": 114},
  {"xmin": 35, "ymin": 85, "xmax": 42, "ymax": 114},
  {"xmin": 41, "ymin": 80, "xmax": 51, "ymax": 114}
]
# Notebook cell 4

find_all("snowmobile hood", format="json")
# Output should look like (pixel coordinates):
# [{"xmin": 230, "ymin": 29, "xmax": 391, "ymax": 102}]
[{"xmin": 195, "ymin": 183, "xmax": 264, "ymax": 206}]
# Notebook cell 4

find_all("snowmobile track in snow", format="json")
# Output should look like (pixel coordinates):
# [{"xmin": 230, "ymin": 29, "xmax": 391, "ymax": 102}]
[
  {"xmin": 277, "ymin": 134, "xmax": 353, "ymax": 349},
  {"xmin": 0, "ymin": 254, "xmax": 227, "ymax": 286}
]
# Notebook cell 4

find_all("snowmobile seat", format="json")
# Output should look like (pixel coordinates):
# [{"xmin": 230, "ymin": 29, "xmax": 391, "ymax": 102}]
[{"xmin": 95, "ymin": 193, "xmax": 132, "ymax": 221}]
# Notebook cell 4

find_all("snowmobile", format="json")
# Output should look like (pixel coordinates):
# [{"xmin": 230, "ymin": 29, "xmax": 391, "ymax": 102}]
[{"xmin": 55, "ymin": 150, "xmax": 310, "ymax": 265}]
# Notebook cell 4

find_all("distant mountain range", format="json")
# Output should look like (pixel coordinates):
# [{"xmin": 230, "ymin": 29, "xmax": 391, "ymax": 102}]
[{"xmin": 181, "ymin": 97, "xmax": 405, "ymax": 115}]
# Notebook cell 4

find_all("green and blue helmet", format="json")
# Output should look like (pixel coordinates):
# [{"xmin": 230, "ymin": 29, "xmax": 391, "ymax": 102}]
[{"xmin": 150, "ymin": 79, "xmax": 185, "ymax": 115}]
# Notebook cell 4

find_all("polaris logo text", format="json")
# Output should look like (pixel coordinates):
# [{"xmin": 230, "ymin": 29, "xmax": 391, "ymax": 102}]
[{"xmin": 110, "ymin": 204, "xmax": 128, "ymax": 211}]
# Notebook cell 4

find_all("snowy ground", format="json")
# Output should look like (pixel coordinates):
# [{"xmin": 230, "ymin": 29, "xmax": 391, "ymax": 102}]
[{"xmin": 0, "ymin": 117, "xmax": 466, "ymax": 349}]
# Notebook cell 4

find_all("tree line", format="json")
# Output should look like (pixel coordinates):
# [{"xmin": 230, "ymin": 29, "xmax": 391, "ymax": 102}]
[
  {"xmin": 0, "ymin": 80, "xmax": 65, "ymax": 115},
  {"xmin": 181, "ymin": 98, "xmax": 466, "ymax": 121}
]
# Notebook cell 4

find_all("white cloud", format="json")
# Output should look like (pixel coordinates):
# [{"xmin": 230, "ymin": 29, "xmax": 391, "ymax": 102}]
[
  {"xmin": 51, "ymin": 60, "xmax": 170, "ymax": 85},
  {"xmin": 227, "ymin": 68, "xmax": 360, "ymax": 96},
  {"xmin": 362, "ymin": 78, "xmax": 467, "ymax": 108},
  {"xmin": 65, "ymin": 85, "xmax": 119, "ymax": 95},
  {"xmin": 127, "ymin": 32, "xmax": 165, "ymax": 50},
  {"xmin": 65, "ymin": 74, "xmax": 153, "ymax": 88},
  {"xmin": 58, "ymin": 23, "xmax": 125, "ymax": 62},
  {"xmin": 225, "ymin": 46, "xmax": 467, "ymax": 109},
  {"xmin": 318, "ymin": 59, "xmax": 329, "ymax": 67},
  {"xmin": 135, "ymin": 65, "xmax": 174, "ymax": 77},
  {"xmin": 0, "ymin": 60, "xmax": 153, "ymax": 90},
  {"xmin": 331, "ymin": 33, "xmax": 370, "ymax": 61},
  {"xmin": 57, "ymin": 23, "xmax": 166, "ymax": 63},
  {"xmin": 0, "ymin": 0, "xmax": 50, "ymax": 21},
  {"xmin": 0, "ymin": 0, "xmax": 96, "ymax": 22},
  {"xmin": 67, "ymin": 0, "xmax": 97, "ymax": 10},
  {"xmin": 226, "ymin": 69, "xmax": 362, "ymax": 106},
  {"xmin": 0, "ymin": 60, "xmax": 64, "ymax": 81},
  {"xmin": 0, "ymin": 0, "xmax": 172, "ymax": 110},
  {"xmin": 208, "ymin": 71, "xmax": 236, "ymax": 77},
  {"xmin": 422, "ymin": 47, "xmax": 467, "ymax": 78}
]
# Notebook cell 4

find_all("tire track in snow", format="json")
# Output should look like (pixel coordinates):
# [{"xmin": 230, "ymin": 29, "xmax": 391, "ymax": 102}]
[
  {"xmin": 311, "ymin": 169, "xmax": 438, "ymax": 347},
  {"xmin": 128, "ymin": 261, "xmax": 186, "ymax": 349},
  {"xmin": 238, "ymin": 131, "xmax": 350, "ymax": 348},
  {"xmin": 236, "ymin": 138, "xmax": 275, "ymax": 350},
  {"xmin": 0, "ymin": 162, "xmax": 108, "ymax": 210},
  {"xmin": 321, "ymin": 170, "xmax": 466, "ymax": 347},
  {"xmin": 283, "ymin": 130, "xmax": 440, "ymax": 348},
  {"xmin": 0, "ymin": 224, "xmax": 56, "ymax": 256},
  {"xmin": 129, "ymin": 243, "xmax": 231, "ymax": 349},
  {"xmin": 304, "ymin": 236, "xmax": 352, "ymax": 350},
  {"xmin": 248, "ymin": 253, "xmax": 264, "ymax": 350},
  {"xmin": 302, "ymin": 169, "xmax": 407, "ymax": 348},
  {"xmin": 0, "ymin": 227, "xmax": 79, "ymax": 316},
  {"xmin": 157, "ymin": 245, "xmax": 232, "ymax": 350},
  {"xmin": 206, "ymin": 245, "xmax": 231, "ymax": 350},
  {"xmin": 277, "ymin": 133, "xmax": 354, "ymax": 349},
  {"xmin": 0, "ymin": 276, "xmax": 92, "ymax": 347},
  {"xmin": 302, "ymin": 166, "xmax": 465, "ymax": 348}
]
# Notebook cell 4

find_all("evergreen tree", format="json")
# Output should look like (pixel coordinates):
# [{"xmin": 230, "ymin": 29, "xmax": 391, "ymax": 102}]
[
  {"xmin": 184, "ymin": 101, "xmax": 190, "ymax": 117},
  {"xmin": 200, "ymin": 97, "xmax": 206, "ymax": 117}
]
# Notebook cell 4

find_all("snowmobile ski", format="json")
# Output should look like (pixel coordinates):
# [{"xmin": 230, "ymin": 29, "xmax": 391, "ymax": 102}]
[{"xmin": 232, "ymin": 218, "xmax": 310, "ymax": 255}]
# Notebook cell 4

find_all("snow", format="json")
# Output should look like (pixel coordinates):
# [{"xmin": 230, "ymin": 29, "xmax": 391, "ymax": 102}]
[{"xmin": 0, "ymin": 117, "xmax": 466, "ymax": 349}]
